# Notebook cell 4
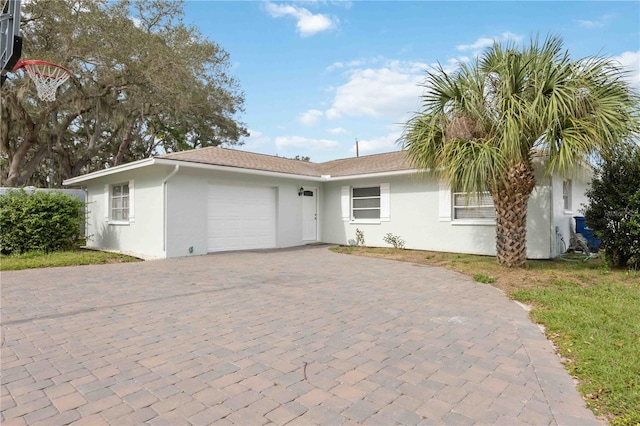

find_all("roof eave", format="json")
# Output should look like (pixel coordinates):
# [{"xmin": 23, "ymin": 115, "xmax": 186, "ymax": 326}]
[
  {"xmin": 62, "ymin": 158, "xmax": 156, "ymax": 185},
  {"xmin": 63, "ymin": 157, "xmax": 327, "ymax": 186},
  {"xmin": 327, "ymin": 169, "xmax": 419, "ymax": 181},
  {"xmin": 152, "ymin": 158, "xmax": 326, "ymax": 181}
]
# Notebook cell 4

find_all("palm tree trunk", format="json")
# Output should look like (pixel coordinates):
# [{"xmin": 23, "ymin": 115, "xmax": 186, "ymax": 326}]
[{"xmin": 492, "ymin": 160, "xmax": 536, "ymax": 267}]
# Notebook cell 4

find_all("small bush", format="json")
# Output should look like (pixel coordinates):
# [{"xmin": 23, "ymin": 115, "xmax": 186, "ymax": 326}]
[
  {"xmin": 584, "ymin": 146, "xmax": 640, "ymax": 269},
  {"xmin": 355, "ymin": 228, "xmax": 365, "ymax": 247},
  {"xmin": 383, "ymin": 233, "xmax": 405, "ymax": 249},
  {"xmin": 0, "ymin": 189, "xmax": 85, "ymax": 255}
]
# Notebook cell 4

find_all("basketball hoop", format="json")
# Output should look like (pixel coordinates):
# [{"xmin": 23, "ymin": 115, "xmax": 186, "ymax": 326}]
[{"xmin": 11, "ymin": 59, "xmax": 71, "ymax": 102}]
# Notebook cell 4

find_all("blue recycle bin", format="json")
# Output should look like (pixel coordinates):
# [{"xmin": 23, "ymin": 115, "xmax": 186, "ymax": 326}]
[{"xmin": 574, "ymin": 216, "xmax": 601, "ymax": 253}]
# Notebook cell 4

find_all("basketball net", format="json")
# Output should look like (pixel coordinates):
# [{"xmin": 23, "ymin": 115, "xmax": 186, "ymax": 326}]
[{"xmin": 13, "ymin": 60, "xmax": 71, "ymax": 102}]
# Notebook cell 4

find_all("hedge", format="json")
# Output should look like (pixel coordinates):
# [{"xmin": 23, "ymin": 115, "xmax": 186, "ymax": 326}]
[{"xmin": 0, "ymin": 189, "xmax": 85, "ymax": 255}]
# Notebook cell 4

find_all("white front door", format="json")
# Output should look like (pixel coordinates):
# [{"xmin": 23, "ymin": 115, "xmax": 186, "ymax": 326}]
[{"xmin": 302, "ymin": 188, "xmax": 317, "ymax": 241}]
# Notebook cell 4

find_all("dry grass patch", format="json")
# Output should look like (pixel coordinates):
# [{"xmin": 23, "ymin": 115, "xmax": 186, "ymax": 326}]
[{"xmin": 330, "ymin": 246, "xmax": 636, "ymax": 293}]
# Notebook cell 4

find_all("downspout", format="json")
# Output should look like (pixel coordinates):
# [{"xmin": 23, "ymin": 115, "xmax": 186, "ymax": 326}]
[
  {"xmin": 162, "ymin": 165, "xmax": 180, "ymax": 254},
  {"xmin": 83, "ymin": 187, "xmax": 89, "ymax": 243},
  {"xmin": 549, "ymin": 173, "xmax": 556, "ymax": 259}
]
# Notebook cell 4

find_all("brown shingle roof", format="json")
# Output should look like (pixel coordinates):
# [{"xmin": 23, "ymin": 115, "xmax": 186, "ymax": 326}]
[
  {"xmin": 158, "ymin": 147, "xmax": 414, "ymax": 177},
  {"xmin": 319, "ymin": 151, "xmax": 412, "ymax": 177},
  {"xmin": 159, "ymin": 147, "xmax": 322, "ymax": 176}
]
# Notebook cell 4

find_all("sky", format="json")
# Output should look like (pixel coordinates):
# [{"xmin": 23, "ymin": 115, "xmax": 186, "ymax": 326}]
[{"xmin": 183, "ymin": 1, "xmax": 640, "ymax": 163}]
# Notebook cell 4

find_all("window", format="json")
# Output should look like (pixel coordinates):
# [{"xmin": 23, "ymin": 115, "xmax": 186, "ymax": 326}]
[
  {"xmin": 341, "ymin": 184, "xmax": 389, "ymax": 222},
  {"xmin": 111, "ymin": 183, "xmax": 129, "ymax": 221},
  {"xmin": 352, "ymin": 186, "xmax": 381, "ymax": 220},
  {"xmin": 104, "ymin": 181, "xmax": 134, "ymax": 224},
  {"xmin": 563, "ymin": 179, "xmax": 571, "ymax": 211},
  {"xmin": 453, "ymin": 191, "xmax": 496, "ymax": 221}
]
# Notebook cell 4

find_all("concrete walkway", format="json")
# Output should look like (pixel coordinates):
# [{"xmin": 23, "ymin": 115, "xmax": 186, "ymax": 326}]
[{"xmin": 1, "ymin": 246, "xmax": 600, "ymax": 425}]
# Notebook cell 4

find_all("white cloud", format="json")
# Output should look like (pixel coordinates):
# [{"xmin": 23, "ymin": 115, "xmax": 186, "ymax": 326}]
[
  {"xmin": 456, "ymin": 37, "xmax": 495, "ymax": 52},
  {"xmin": 325, "ymin": 60, "xmax": 427, "ymax": 120},
  {"xmin": 326, "ymin": 59, "xmax": 366, "ymax": 72},
  {"xmin": 456, "ymin": 31, "xmax": 523, "ymax": 52},
  {"xmin": 352, "ymin": 132, "xmax": 402, "ymax": 155},
  {"xmin": 298, "ymin": 109, "xmax": 324, "ymax": 126},
  {"xmin": 326, "ymin": 61, "xmax": 345, "ymax": 72},
  {"xmin": 265, "ymin": 2, "xmax": 338, "ymax": 37},
  {"xmin": 578, "ymin": 14, "xmax": 615, "ymax": 28},
  {"xmin": 326, "ymin": 57, "xmax": 387, "ymax": 73},
  {"xmin": 275, "ymin": 136, "xmax": 339, "ymax": 150},
  {"xmin": 612, "ymin": 50, "xmax": 640, "ymax": 88},
  {"xmin": 331, "ymin": 1, "xmax": 352, "ymax": 9},
  {"xmin": 578, "ymin": 20, "xmax": 597, "ymax": 28},
  {"xmin": 327, "ymin": 127, "xmax": 350, "ymax": 135}
]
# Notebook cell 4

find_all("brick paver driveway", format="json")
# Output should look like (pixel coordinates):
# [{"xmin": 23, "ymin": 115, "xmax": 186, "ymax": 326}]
[{"xmin": 1, "ymin": 246, "xmax": 599, "ymax": 425}]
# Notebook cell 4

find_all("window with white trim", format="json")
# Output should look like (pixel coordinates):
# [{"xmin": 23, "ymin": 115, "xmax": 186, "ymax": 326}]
[
  {"xmin": 352, "ymin": 186, "xmax": 381, "ymax": 220},
  {"xmin": 111, "ymin": 183, "xmax": 129, "ymax": 221},
  {"xmin": 453, "ymin": 191, "xmax": 496, "ymax": 220},
  {"xmin": 341, "ymin": 184, "xmax": 389, "ymax": 222},
  {"xmin": 104, "ymin": 180, "xmax": 135, "ymax": 224},
  {"xmin": 563, "ymin": 179, "xmax": 571, "ymax": 211}
]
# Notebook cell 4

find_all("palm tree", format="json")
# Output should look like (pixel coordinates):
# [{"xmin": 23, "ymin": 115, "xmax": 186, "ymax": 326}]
[{"xmin": 402, "ymin": 35, "xmax": 640, "ymax": 267}]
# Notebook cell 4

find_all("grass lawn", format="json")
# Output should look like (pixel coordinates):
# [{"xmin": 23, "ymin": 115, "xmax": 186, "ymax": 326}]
[
  {"xmin": 0, "ymin": 249, "xmax": 141, "ymax": 271},
  {"xmin": 331, "ymin": 246, "xmax": 640, "ymax": 426}
]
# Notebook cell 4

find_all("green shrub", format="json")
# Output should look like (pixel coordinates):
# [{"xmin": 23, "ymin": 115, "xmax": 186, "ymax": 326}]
[
  {"xmin": 383, "ymin": 233, "xmax": 405, "ymax": 249},
  {"xmin": 355, "ymin": 228, "xmax": 365, "ymax": 247},
  {"xmin": 0, "ymin": 189, "xmax": 85, "ymax": 255},
  {"xmin": 584, "ymin": 146, "xmax": 640, "ymax": 269}
]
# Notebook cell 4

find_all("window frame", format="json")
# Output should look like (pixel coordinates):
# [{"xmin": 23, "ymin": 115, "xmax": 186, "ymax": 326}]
[
  {"xmin": 341, "ymin": 183, "xmax": 389, "ymax": 224},
  {"xmin": 111, "ymin": 182, "xmax": 129, "ymax": 222},
  {"xmin": 562, "ymin": 179, "xmax": 572, "ymax": 212},
  {"xmin": 452, "ymin": 191, "xmax": 496, "ymax": 224},
  {"xmin": 105, "ymin": 180, "xmax": 135, "ymax": 225},
  {"xmin": 351, "ymin": 185, "xmax": 381, "ymax": 222}
]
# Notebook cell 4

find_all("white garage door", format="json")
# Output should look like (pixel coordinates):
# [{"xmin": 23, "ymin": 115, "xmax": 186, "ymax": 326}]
[{"xmin": 207, "ymin": 184, "xmax": 276, "ymax": 252}]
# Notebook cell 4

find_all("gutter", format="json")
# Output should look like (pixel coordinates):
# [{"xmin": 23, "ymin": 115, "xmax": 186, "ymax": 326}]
[
  {"xmin": 325, "ymin": 169, "xmax": 419, "ymax": 181},
  {"xmin": 162, "ymin": 165, "xmax": 180, "ymax": 253},
  {"xmin": 152, "ymin": 158, "xmax": 325, "ymax": 182}
]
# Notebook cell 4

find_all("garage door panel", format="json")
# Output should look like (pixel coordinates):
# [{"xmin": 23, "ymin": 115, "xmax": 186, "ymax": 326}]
[{"xmin": 207, "ymin": 184, "xmax": 276, "ymax": 252}]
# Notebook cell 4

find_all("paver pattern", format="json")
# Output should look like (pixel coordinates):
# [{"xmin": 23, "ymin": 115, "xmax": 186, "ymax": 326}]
[{"xmin": 1, "ymin": 246, "xmax": 600, "ymax": 425}]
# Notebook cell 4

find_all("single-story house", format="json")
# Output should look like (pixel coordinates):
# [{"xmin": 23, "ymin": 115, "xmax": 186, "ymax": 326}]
[{"xmin": 63, "ymin": 147, "xmax": 590, "ymax": 260}]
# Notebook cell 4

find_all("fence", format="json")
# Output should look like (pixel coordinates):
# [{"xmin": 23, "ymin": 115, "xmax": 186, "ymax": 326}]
[{"xmin": 0, "ymin": 186, "xmax": 86, "ymax": 202}]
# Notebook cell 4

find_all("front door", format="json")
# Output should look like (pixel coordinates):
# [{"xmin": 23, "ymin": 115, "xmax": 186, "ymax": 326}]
[{"xmin": 302, "ymin": 188, "xmax": 317, "ymax": 241}]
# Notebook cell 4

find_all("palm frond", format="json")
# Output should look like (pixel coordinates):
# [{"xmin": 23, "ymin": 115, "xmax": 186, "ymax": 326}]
[
  {"xmin": 440, "ymin": 139, "xmax": 506, "ymax": 196},
  {"xmin": 402, "ymin": 112, "xmax": 444, "ymax": 175},
  {"xmin": 404, "ymin": 33, "xmax": 640, "ymax": 187}
]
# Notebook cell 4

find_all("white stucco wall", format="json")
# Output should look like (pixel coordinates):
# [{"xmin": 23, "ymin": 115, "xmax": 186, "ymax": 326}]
[
  {"xmin": 84, "ymin": 167, "xmax": 170, "ymax": 259},
  {"xmin": 164, "ymin": 167, "xmax": 321, "ymax": 258},
  {"xmin": 79, "ymin": 157, "xmax": 592, "ymax": 260},
  {"xmin": 549, "ymin": 165, "xmax": 593, "ymax": 257},
  {"xmin": 84, "ymin": 165, "xmax": 321, "ymax": 259},
  {"xmin": 322, "ymin": 163, "xmax": 554, "ymax": 259}
]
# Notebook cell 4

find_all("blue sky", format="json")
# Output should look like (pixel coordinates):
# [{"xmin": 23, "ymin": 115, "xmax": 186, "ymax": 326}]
[{"xmin": 183, "ymin": 1, "xmax": 640, "ymax": 162}]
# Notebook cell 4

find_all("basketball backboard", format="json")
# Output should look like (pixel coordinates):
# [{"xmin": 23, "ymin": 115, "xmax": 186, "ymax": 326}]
[{"xmin": 1, "ymin": 0, "xmax": 22, "ymax": 78}]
